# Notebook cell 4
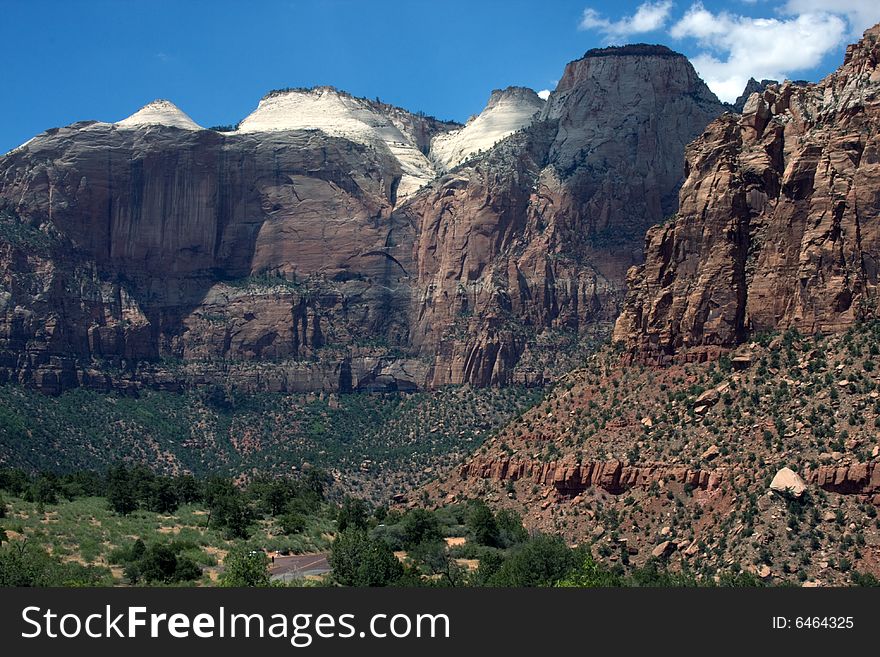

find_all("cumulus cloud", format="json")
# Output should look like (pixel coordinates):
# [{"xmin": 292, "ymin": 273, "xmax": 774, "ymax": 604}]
[
  {"xmin": 579, "ymin": 1, "xmax": 673, "ymax": 42},
  {"xmin": 669, "ymin": 3, "xmax": 847, "ymax": 102},
  {"xmin": 537, "ymin": 89, "xmax": 552, "ymax": 100},
  {"xmin": 783, "ymin": 0, "xmax": 880, "ymax": 36}
]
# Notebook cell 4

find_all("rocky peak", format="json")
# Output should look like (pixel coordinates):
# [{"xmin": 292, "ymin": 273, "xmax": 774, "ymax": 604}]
[
  {"xmin": 116, "ymin": 99, "xmax": 203, "ymax": 131},
  {"xmin": 429, "ymin": 86, "xmax": 544, "ymax": 170},
  {"xmin": 582, "ymin": 43, "xmax": 682, "ymax": 58},
  {"xmin": 733, "ymin": 78, "xmax": 777, "ymax": 113},
  {"xmin": 841, "ymin": 23, "xmax": 880, "ymax": 76},
  {"xmin": 237, "ymin": 86, "xmax": 443, "ymax": 198},
  {"xmin": 551, "ymin": 43, "xmax": 695, "ymax": 96},
  {"xmin": 541, "ymin": 43, "xmax": 722, "ymax": 177},
  {"xmin": 484, "ymin": 86, "xmax": 543, "ymax": 110},
  {"xmin": 402, "ymin": 48, "xmax": 724, "ymax": 387}
]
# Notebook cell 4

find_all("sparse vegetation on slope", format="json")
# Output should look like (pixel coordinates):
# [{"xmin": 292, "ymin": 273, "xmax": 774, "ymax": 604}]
[
  {"xmin": 425, "ymin": 322, "xmax": 880, "ymax": 586},
  {"xmin": 0, "ymin": 384, "xmax": 542, "ymax": 501}
]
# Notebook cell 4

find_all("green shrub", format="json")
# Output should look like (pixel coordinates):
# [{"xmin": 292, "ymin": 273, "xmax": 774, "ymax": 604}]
[{"xmin": 330, "ymin": 529, "xmax": 403, "ymax": 587}]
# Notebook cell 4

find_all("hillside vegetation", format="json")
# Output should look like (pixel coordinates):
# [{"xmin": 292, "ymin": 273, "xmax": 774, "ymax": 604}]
[
  {"xmin": 424, "ymin": 322, "xmax": 880, "ymax": 585},
  {"xmin": 0, "ymin": 384, "xmax": 542, "ymax": 501}
]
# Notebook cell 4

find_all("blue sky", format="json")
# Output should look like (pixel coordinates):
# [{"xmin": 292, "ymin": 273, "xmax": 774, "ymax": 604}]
[{"xmin": 2, "ymin": 0, "xmax": 878, "ymax": 154}]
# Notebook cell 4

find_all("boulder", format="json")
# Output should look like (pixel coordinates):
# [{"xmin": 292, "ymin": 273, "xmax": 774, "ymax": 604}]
[
  {"xmin": 769, "ymin": 467, "xmax": 808, "ymax": 498},
  {"xmin": 651, "ymin": 540, "xmax": 676, "ymax": 559},
  {"xmin": 695, "ymin": 388, "xmax": 720, "ymax": 406}
]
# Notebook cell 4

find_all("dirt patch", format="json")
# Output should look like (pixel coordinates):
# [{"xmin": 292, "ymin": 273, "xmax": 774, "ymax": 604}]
[{"xmin": 204, "ymin": 545, "xmax": 228, "ymax": 562}]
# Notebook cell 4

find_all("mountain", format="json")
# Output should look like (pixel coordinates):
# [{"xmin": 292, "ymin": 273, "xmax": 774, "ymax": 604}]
[
  {"xmin": 429, "ymin": 86, "xmax": 545, "ymax": 170},
  {"xmin": 0, "ymin": 46, "xmax": 723, "ymax": 395},
  {"xmin": 115, "ymin": 99, "xmax": 204, "ymax": 131},
  {"xmin": 236, "ymin": 86, "xmax": 460, "ymax": 199},
  {"xmin": 614, "ymin": 24, "xmax": 880, "ymax": 362},
  {"xmin": 400, "ymin": 44, "xmax": 723, "ymax": 387},
  {"xmin": 423, "ymin": 25, "xmax": 880, "ymax": 586},
  {"xmin": 423, "ymin": 323, "xmax": 880, "ymax": 585}
]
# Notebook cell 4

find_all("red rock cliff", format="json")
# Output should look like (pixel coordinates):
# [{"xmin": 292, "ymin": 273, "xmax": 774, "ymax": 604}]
[{"xmin": 615, "ymin": 25, "xmax": 880, "ymax": 359}]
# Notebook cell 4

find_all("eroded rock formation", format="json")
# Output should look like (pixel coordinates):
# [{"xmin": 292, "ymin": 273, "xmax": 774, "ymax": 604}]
[
  {"xmin": 0, "ymin": 45, "xmax": 724, "ymax": 393},
  {"xmin": 614, "ymin": 25, "xmax": 880, "ymax": 361},
  {"xmin": 458, "ymin": 455, "xmax": 724, "ymax": 496}
]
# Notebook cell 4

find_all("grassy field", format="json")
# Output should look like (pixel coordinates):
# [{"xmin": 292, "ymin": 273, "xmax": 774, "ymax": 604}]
[{"xmin": 1, "ymin": 495, "xmax": 334, "ymax": 586}]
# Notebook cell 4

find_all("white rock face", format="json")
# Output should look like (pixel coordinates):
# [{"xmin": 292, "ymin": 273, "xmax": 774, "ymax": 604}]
[
  {"xmin": 430, "ymin": 87, "xmax": 544, "ymax": 170},
  {"xmin": 116, "ymin": 100, "xmax": 203, "ymax": 131},
  {"xmin": 770, "ymin": 467, "xmax": 808, "ymax": 498},
  {"xmin": 238, "ymin": 87, "xmax": 439, "ymax": 198}
]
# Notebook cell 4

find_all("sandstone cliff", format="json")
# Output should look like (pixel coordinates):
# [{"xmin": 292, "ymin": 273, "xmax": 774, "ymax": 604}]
[
  {"xmin": 614, "ymin": 25, "xmax": 880, "ymax": 360},
  {"xmin": 0, "ymin": 46, "xmax": 724, "ymax": 394},
  {"xmin": 403, "ymin": 44, "xmax": 723, "ymax": 386}
]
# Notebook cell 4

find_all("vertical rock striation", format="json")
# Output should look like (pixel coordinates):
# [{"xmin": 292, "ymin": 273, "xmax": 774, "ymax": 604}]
[
  {"xmin": 614, "ymin": 25, "xmax": 880, "ymax": 360},
  {"xmin": 0, "ymin": 44, "xmax": 725, "ymax": 393}
]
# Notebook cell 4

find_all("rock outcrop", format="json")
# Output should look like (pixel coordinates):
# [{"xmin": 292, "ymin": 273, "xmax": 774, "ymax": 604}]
[
  {"xmin": 458, "ymin": 455, "xmax": 723, "ymax": 496},
  {"xmin": 614, "ymin": 25, "xmax": 880, "ymax": 360},
  {"xmin": 732, "ymin": 78, "xmax": 777, "ymax": 113},
  {"xmin": 236, "ymin": 86, "xmax": 459, "ymax": 198},
  {"xmin": 0, "ymin": 45, "xmax": 724, "ymax": 394},
  {"xmin": 809, "ymin": 461, "xmax": 880, "ymax": 500},
  {"xmin": 0, "ymin": 121, "xmax": 421, "ymax": 393}
]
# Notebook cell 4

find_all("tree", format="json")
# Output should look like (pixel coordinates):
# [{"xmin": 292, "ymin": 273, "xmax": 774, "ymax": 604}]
[
  {"xmin": 175, "ymin": 475, "xmax": 201, "ymax": 505},
  {"xmin": 470, "ymin": 549, "xmax": 505, "ymax": 586},
  {"xmin": 495, "ymin": 509, "xmax": 528, "ymax": 547},
  {"xmin": 488, "ymin": 535, "xmax": 577, "ymax": 587},
  {"xmin": 303, "ymin": 469, "xmax": 332, "ymax": 499},
  {"xmin": 220, "ymin": 546, "xmax": 270, "ymax": 587},
  {"xmin": 330, "ymin": 529, "xmax": 403, "ymax": 587},
  {"xmin": 0, "ymin": 468, "xmax": 30, "ymax": 496},
  {"xmin": 139, "ymin": 544, "xmax": 179, "ymax": 583},
  {"xmin": 401, "ymin": 509, "xmax": 442, "ymax": 549},
  {"xmin": 205, "ymin": 478, "xmax": 254, "ymax": 539},
  {"xmin": 174, "ymin": 555, "xmax": 202, "ymax": 582},
  {"xmin": 131, "ymin": 538, "xmax": 147, "ymax": 561},
  {"xmin": 280, "ymin": 510, "xmax": 307, "ymax": 535},
  {"xmin": 0, "ymin": 542, "xmax": 108, "ymax": 586},
  {"xmin": 409, "ymin": 540, "xmax": 465, "ymax": 587},
  {"xmin": 122, "ymin": 539, "xmax": 147, "ymax": 584},
  {"xmin": 147, "ymin": 478, "xmax": 179, "ymax": 515},
  {"xmin": 0, "ymin": 493, "xmax": 6, "ymax": 518},
  {"xmin": 466, "ymin": 501, "xmax": 499, "ymax": 547},
  {"xmin": 123, "ymin": 541, "xmax": 202, "ymax": 584},
  {"xmin": 556, "ymin": 554, "xmax": 622, "ymax": 587},
  {"xmin": 106, "ymin": 465, "xmax": 138, "ymax": 515},
  {"xmin": 216, "ymin": 495, "xmax": 254, "ymax": 539},
  {"xmin": 263, "ymin": 480, "xmax": 294, "ymax": 517},
  {"xmin": 337, "ymin": 497, "xmax": 369, "ymax": 532},
  {"xmin": 29, "ymin": 476, "xmax": 59, "ymax": 510}
]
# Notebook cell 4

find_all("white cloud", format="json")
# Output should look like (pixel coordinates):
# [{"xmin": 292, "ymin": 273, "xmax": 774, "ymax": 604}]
[
  {"xmin": 670, "ymin": 3, "xmax": 847, "ymax": 102},
  {"xmin": 579, "ymin": 1, "xmax": 673, "ymax": 41},
  {"xmin": 783, "ymin": 0, "xmax": 880, "ymax": 36},
  {"xmin": 537, "ymin": 89, "xmax": 552, "ymax": 100}
]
